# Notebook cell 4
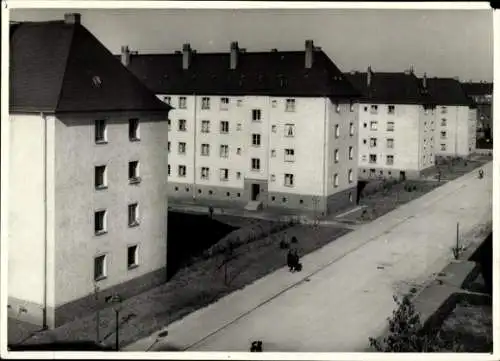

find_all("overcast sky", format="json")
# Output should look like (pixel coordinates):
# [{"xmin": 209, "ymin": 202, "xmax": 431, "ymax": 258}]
[{"xmin": 11, "ymin": 8, "xmax": 493, "ymax": 81}]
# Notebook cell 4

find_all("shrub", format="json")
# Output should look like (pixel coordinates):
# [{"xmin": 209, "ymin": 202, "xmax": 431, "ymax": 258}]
[{"xmin": 369, "ymin": 295, "xmax": 463, "ymax": 352}]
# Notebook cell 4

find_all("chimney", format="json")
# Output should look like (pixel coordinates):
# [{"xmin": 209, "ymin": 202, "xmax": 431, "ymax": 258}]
[
  {"xmin": 305, "ymin": 40, "xmax": 314, "ymax": 69},
  {"xmin": 182, "ymin": 43, "xmax": 192, "ymax": 70},
  {"xmin": 230, "ymin": 41, "xmax": 239, "ymax": 70},
  {"xmin": 271, "ymin": 48, "xmax": 278, "ymax": 52},
  {"xmin": 64, "ymin": 13, "xmax": 81, "ymax": 24},
  {"xmin": 367, "ymin": 66, "xmax": 372, "ymax": 87},
  {"xmin": 121, "ymin": 46, "xmax": 130, "ymax": 67},
  {"xmin": 423, "ymin": 72, "xmax": 427, "ymax": 89},
  {"xmin": 410, "ymin": 65, "xmax": 415, "ymax": 74}
]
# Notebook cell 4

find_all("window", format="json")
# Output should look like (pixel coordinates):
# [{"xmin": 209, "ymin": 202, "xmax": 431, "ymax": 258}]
[
  {"xmin": 363, "ymin": 139, "xmax": 367, "ymax": 145},
  {"xmin": 201, "ymin": 167, "xmax": 210, "ymax": 180},
  {"xmin": 94, "ymin": 210, "xmax": 107, "ymax": 235},
  {"xmin": 363, "ymin": 122, "xmax": 367, "ymax": 128},
  {"xmin": 201, "ymin": 143, "xmax": 210, "ymax": 156},
  {"xmin": 334, "ymin": 149, "xmax": 339, "ymax": 163},
  {"xmin": 127, "ymin": 246, "xmax": 138, "ymax": 269},
  {"xmin": 440, "ymin": 131, "xmax": 447, "ymax": 139},
  {"xmin": 167, "ymin": 141, "xmax": 171, "ymax": 153},
  {"xmin": 335, "ymin": 124, "xmax": 340, "ymax": 138},
  {"xmin": 369, "ymin": 154, "xmax": 377, "ymax": 164},
  {"xmin": 251, "ymin": 158, "xmax": 261, "ymax": 171},
  {"xmin": 386, "ymin": 155, "xmax": 394, "ymax": 165},
  {"xmin": 370, "ymin": 105, "xmax": 378, "ymax": 114},
  {"xmin": 252, "ymin": 133, "xmax": 261, "ymax": 146},
  {"xmin": 349, "ymin": 122, "xmax": 354, "ymax": 136},
  {"xmin": 335, "ymin": 103, "xmax": 341, "ymax": 113},
  {"xmin": 167, "ymin": 119, "xmax": 171, "ymax": 131},
  {"xmin": 333, "ymin": 174, "xmax": 339, "ymax": 187},
  {"xmin": 387, "ymin": 138, "xmax": 394, "ymax": 149},
  {"xmin": 179, "ymin": 97, "xmax": 187, "ymax": 109},
  {"xmin": 220, "ymin": 97, "xmax": 229, "ymax": 110},
  {"xmin": 94, "ymin": 255, "xmax": 106, "ymax": 281},
  {"xmin": 362, "ymin": 154, "xmax": 367, "ymax": 161},
  {"xmin": 220, "ymin": 144, "xmax": 229, "ymax": 158},
  {"xmin": 178, "ymin": 142, "xmax": 186, "ymax": 154},
  {"xmin": 441, "ymin": 106, "xmax": 447, "ymax": 114},
  {"xmin": 201, "ymin": 120, "xmax": 210, "ymax": 133},
  {"xmin": 271, "ymin": 150, "xmax": 276, "ymax": 157},
  {"xmin": 440, "ymin": 144, "xmax": 447, "ymax": 151},
  {"xmin": 220, "ymin": 168, "xmax": 229, "ymax": 181},
  {"xmin": 168, "ymin": 164, "xmax": 171, "ymax": 176},
  {"xmin": 201, "ymin": 97, "xmax": 210, "ymax": 110},
  {"xmin": 128, "ymin": 161, "xmax": 140, "ymax": 183},
  {"xmin": 163, "ymin": 96, "xmax": 171, "ymax": 105},
  {"xmin": 364, "ymin": 106, "xmax": 368, "ymax": 112},
  {"xmin": 272, "ymin": 100, "xmax": 278, "ymax": 108},
  {"xmin": 270, "ymin": 174, "xmax": 276, "ymax": 182},
  {"xmin": 349, "ymin": 146, "xmax": 354, "ymax": 160},
  {"xmin": 285, "ymin": 124, "xmax": 295, "ymax": 137},
  {"xmin": 95, "ymin": 119, "xmax": 107, "ymax": 143},
  {"xmin": 237, "ymin": 99, "xmax": 243, "ymax": 107},
  {"xmin": 236, "ymin": 147, "xmax": 242, "ymax": 155},
  {"xmin": 387, "ymin": 122, "xmax": 394, "ymax": 131},
  {"xmin": 441, "ymin": 118, "xmax": 447, "ymax": 126},
  {"xmin": 348, "ymin": 169, "xmax": 353, "ymax": 183},
  {"xmin": 128, "ymin": 203, "xmax": 139, "ymax": 227},
  {"xmin": 236, "ymin": 123, "xmax": 242, "ymax": 131},
  {"xmin": 284, "ymin": 173, "xmax": 294, "ymax": 187},
  {"xmin": 271, "ymin": 125, "xmax": 277, "ymax": 133},
  {"xmin": 95, "ymin": 165, "xmax": 107, "ymax": 189},
  {"xmin": 236, "ymin": 172, "xmax": 242, "ymax": 179},
  {"xmin": 129, "ymin": 118, "xmax": 140, "ymax": 141},
  {"xmin": 178, "ymin": 119, "xmax": 187, "ymax": 131},
  {"xmin": 388, "ymin": 105, "xmax": 395, "ymax": 114},
  {"xmin": 178, "ymin": 165, "xmax": 186, "ymax": 177},
  {"xmin": 370, "ymin": 121, "xmax": 378, "ymax": 131},
  {"xmin": 370, "ymin": 138, "xmax": 377, "ymax": 147},
  {"xmin": 285, "ymin": 99, "xmax": 296, "ymax": 112},
  {"xmin": 220, "ymin": 121, "xmax": 229, "ymax": 134},
  {"xmin": 350, "ymin": 102, "xmax": 355, "ymax": 112},
  {"xmin": 284, "ymin": 149, "xmax": 295, "ymax": 162},
  {"xmin": 252, "ymin": 109, "xmax": 262, "ymax": 122}
]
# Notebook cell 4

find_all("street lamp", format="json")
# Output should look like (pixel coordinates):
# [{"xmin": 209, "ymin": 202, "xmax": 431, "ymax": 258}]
[
  {"xmin": 146, "ymin": 330, "xmax": 169, "ymax": 351},
  {"xmin": 105, "ymin": 294, "xmax": 123, "ymax": 351}
]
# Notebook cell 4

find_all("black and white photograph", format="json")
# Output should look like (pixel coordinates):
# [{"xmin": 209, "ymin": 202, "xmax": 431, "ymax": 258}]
[{"xmin": 1, "ymin": 1, "xmax": 496, "ymax": 356}]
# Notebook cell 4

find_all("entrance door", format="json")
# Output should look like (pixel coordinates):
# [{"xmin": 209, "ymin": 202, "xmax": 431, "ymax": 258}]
[
  {"xmin": 399, "ymin": 171, "xmax": 406, "ymax": 181},
  {"xmin": 251, "ymin": 184, "xmax": 260, "ymax": 201}
]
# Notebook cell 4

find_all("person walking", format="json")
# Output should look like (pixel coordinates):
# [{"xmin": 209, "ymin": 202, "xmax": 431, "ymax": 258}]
[{"xmin": 287, "ymin": 249, "xmax": 294, "ymax": 272}]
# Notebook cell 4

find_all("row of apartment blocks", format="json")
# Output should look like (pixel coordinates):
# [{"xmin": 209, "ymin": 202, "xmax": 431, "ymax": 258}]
[{"xmin": 120, "ymin": 40, "xmax": 478, "ymax": 213}]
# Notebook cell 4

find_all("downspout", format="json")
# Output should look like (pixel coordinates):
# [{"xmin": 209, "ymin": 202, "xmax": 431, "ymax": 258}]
[
  {"xmin": 192, "ymin": 94, "xmax": 197, "ymax": 201},
  {"xmin": 322, "ymin": 98, "xmax": 328, "ymax": 214},
  {"xmin": 41, "ymin": 112, "xmax": 48, "ymax": 329}
]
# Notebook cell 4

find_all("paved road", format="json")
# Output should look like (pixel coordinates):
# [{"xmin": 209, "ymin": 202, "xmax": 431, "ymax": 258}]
[{"xmin": 126, "ymin": 162, "xmax": 492, "ymax": 352}]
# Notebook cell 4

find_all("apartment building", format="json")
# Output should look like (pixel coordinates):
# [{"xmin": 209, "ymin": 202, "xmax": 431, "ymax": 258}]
[
  {"xmin": 8, "ymin": 14, "xmax": 172, "ymax": 328},
  {"xmin": 121, "ymin": 40, "xmax": 361, "ymax": 215},
  {"xmin": 426, "ymin": 78, "xmax": 477, "ymax": 157},
  {"xmin": 462, "ymin": 81, "xmax": 493, "ymax": 146},
  {"xmin": 345, "ymin": 68, "xmax": 436, "ymax": 180}
]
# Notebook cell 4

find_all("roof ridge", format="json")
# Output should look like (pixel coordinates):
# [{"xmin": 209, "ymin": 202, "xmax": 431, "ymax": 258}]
[{"xmin": 54, "ymin": 23, "xmax": 77, "ymax": 112}]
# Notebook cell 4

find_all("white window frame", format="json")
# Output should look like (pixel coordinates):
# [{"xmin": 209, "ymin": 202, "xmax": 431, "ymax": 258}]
[
  {"xmin": 167, "ymin": 118, "xmax": 171, "ymax": 131},
  {"xmin": 386, "ymin": 155, "xmax": 394, "ymax": 165},
  {"xmin": 220, "ymin": 144, "xmax": 229, "ymax": 158},
  {"xmin": 349, "ymin": 122, "xmax": 354, "ymax": 136},
  {"xmin": 251, "ymin": 158, "xmax": 261, "ymax": 171},
  {"xmin": 348, "ymin": 169, "xmax": 354, "ymax": 183},
  {"xmin": 335, "ymin": 124, "xmax": 340, "ymax": 138},
  {"xmin": 220, "ymin": 168, "xmax": 229, "ymax": 181},
  {"xmin": 370, "ymin": 105, "xmax": 378, "ymax": 114},
  {"xmin": 285, "ymin": 98, "xmax": 296, "ymax": 112},
  {"xmin": 369, "ymin": 154, "xmax": 377, "ymax": 164},
  {"xmin": 201, "ymin": 97, "xmax": 211, "ymax": 110},
  {"xmin": 220, "ymin": 97, "xmax": 229, "ymax": 110},
  {"xmin": 284, "ymin": 148, "xmax": 295, "ymax": 162},
  {"xmin": 178, "ymin": 142, "xmax": 186, "ymax": 155},
  {"xmin": 163, "ymin": 96, "xmax": 171, "ymax": 105},
  {"xmin": 178, "ymin": 165, "xmax": 187, "ymax": 177},
  {"xmin": 441, "ymin": 131, "xmax": 447, "ymax": 139},
  {"xmin": 285, "ymin": 124, "xmax": 295, "ymax": 138},
  {"xmin": 333, "ymin": 174, "xmax": 339, "ymax": 187},
  {"xmin": 387, "ymin": 121, "xmax": 395, "ymax": 132},
  {"xmin": 370, "ymin": 138, "xmax": 377, "ymax": 148},
  {"xmin": 201, "ymin": 120, "xmax": 210, "ymax": 133},
  {"xmin": 440, "ymin": 144, "xmax": 447, "ymax": 151},
  {"xmin": 252, "ymin": 133, "xmax": 261, "ymax": 147},
  {"xmin": 370, "ymin": 121, "xmax": 378, "ymax": 131},
  {"xmin": 178, "ymin": 119, "xmax": 187, "ymax": 131},
  {"xmin": 128, "ymin": 203, "xmax": 140, "ymax": 227},
  {"xmin": 252, "ymin": 109, "xmax": 262, "ymax": 122},
  {"xmin": 179, "ymin": 97, "xmax": 187, "ymax": 109},
  {"xmin": 348, "ymin": 146, "xmax": 354, "ymax": 160},
  {"xmin": 284, "ymin": 173, "xmax": 294, "ymax": 187},
  {"xmin": 441, "ymin": 118, "xmax": 447, "ymax": 127},
  {"xmin": 387, "ymin": 138, "xmax": 394, "ymax": 149},
  {"xmin": 334, "ymin": 149, "xmax": 339, "ymax": 163},
  {"xmin": 388, "ymin": 105, "xmax": 395, "ymax": 114},
  {"xmin": 220, "ymin": 121, "xmax": 229, "ymax": 134},
  {"xmin": 94, "ymin": 210, "xmax": 107, "ymax": 235},
  {"xmin": 95, "ymin": 119, "xmax": 107, "ymax": 144},
  {"xmin": 95, "ymin": 165, "xmax": 107, "ymax": 190},
  {"xmin": 201, "ymin": 143, "xmax": 210, "ymax": 156},
  {"xmin": 94, "ymin": 254, "xmax": 107, "ymax": 281},
  {"xmin": 127, "ymin": 245, "xmax": 139, "ymax": 269},
  {"xmin": 129, "ymin": 118, "xmax": 140, "ymax": 141},
  {"xmin": 201, "ymin": 167, "xmax": 210, "ymax": 180},
  {"xmin": 128, "ymin": 161, "xmax": 140, "ymax": 184}
]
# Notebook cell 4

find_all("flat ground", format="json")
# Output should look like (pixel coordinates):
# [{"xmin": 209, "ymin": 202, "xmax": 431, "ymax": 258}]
[{"xmin": 125, "ymin": 161, "xmax": 492, "ymax": 352}]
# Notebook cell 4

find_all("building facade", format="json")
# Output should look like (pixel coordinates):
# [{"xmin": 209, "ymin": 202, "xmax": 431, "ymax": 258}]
[
  {"xmin": 8, "ymin": 14, "xmax": 172, "ymax": 328},
  {"xmin": 122, "ymin": 41, "xmax": 361, "ymax": 215},
  {"xmin": 461, "ymin": 81, "xmax": 493, "ymax": 149},
  {"xmin": 346, "ymin": 68, "xmax": 436, "ymax": 180},
  {"xmin": 426, "ymin": 78, "xmax": 477, "ymax": 157}
]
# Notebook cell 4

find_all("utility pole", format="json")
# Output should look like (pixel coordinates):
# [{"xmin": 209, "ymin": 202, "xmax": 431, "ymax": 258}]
[
  {"xmin": 94, "ymin": 283, "xmax": 100, "ymax": 344},
  {"xmin": 105, "ymin": 294, "xmax": 123, "ymax": 351},
  {"xmin": 456, "ymin": 222, "xmax": 460, "ymax": 254}
]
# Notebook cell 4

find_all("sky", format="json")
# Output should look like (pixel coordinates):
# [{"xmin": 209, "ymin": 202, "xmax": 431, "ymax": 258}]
[{"xmin": 11, "ymin": 7, "xmax": 493, "ymax": 82}]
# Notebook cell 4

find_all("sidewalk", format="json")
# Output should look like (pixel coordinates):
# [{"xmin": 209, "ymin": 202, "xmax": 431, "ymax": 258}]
[{"xmin": 126, "ymin": 162, "xmax": 492, "ymax": 352}]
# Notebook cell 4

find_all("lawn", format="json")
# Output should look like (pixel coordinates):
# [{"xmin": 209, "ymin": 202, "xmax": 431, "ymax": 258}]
[{"xmin": 10, "ymin": 224, "xmax": 350, "ymax": 350}]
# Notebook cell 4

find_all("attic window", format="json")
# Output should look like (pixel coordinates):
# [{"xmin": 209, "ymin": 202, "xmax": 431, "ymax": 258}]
[{"xmin": 92, "ymin": 76, "xmax": 102, "ymax": 88}]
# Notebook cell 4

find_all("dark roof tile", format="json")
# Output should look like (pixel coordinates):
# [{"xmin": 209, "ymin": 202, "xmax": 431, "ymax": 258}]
[{"xmin": 426, "ymin": 78, "xmax": 474, "ymax": 107}]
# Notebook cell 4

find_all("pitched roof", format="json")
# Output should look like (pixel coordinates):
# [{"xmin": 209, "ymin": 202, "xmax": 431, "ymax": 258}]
[
  {"xmin": 461, "ymin": 82, "xmax": 493, "ymax": 96},
  {"xmin": 425, "ymin": 78, "xmax": 474, "ymax": 107},
  {"xmin": 10, "ymin": 20, "xmax": 172, "ymax": 114},
  {"xmin": 343, "ymin": 71, "xmax": 434, "ymax": 106},
  {"xmin": 119, "ymin": 49, "xmax": 361, "ymax": 101}
]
